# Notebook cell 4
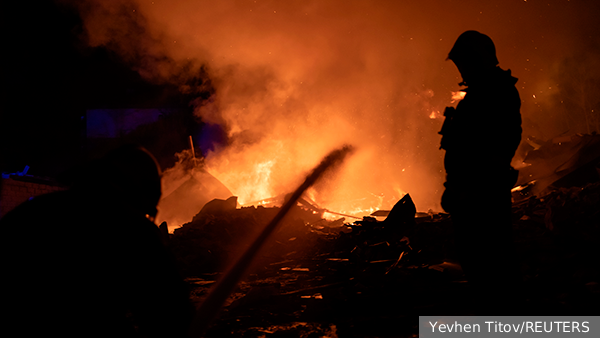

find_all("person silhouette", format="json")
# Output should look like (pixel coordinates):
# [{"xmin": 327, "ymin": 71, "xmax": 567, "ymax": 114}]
[
  {"xmin": 439, "ymin": 31, "xmax": 522, "ymax": 312},
  {"xmin": 1, "ymin": 145, "xmax": 193, "ymax": 337}
]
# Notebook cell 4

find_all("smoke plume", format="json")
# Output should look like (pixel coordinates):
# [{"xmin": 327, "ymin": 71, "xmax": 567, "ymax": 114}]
[{"xmin": 71, "ymin": 0, "xmax": 600, "ymax": 214}]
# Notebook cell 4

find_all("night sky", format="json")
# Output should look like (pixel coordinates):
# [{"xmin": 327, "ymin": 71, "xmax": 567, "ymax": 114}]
[{"xmin": 1, "ymin": 1, "xmax": 198, "ymax": 176}]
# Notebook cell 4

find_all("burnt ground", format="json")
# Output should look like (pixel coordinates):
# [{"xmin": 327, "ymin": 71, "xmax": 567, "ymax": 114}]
[{"xmin": 168, "ymin": 182, "xmax": 600, "ymax": 337}]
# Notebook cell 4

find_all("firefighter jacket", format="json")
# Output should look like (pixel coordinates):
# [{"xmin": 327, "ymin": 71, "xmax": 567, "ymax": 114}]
[{"xmin": 440, "ymin": 67, "xmax": 522, "ymax": 211}]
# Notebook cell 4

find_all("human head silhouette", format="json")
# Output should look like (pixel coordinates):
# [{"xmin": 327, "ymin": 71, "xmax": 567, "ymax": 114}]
[
  {"xmin": 447, "ymin": 30, "xmax": 499, "ymax": 85},
  {"xmin": 81, "ymin": 145, "xmax": 162, "ymax": 218}
]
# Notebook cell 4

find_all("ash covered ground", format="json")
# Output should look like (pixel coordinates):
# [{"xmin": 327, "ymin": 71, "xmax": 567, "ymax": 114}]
[{"xmin": 167, "ymin": 182, "xmax": 600, "ymax": 338}]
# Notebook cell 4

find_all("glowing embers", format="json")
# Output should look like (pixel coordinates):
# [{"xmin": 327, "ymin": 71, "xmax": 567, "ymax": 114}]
[
  {"xmin": 240, "ymin": 186, "xmax": 396, "ymax": 222},
  {"xmin": 430, "ymin": 91, "xmax": 466, "ymax": 119},
  {"xmin": 511, "ymin": 180, "xmax": 537, "ymax": 193},
  {"xmin": 429, "ymin": 110, "xmax": 442, "ymax": 119},
  {"xmin": 451, "ymin": 91, "xmax": 466, "ymax": 103}
]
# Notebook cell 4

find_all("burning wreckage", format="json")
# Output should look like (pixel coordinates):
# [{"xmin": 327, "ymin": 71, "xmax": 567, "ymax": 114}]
[{"xmin": 156, "ymin": 135, "xmax": 600, "ymax": 337}]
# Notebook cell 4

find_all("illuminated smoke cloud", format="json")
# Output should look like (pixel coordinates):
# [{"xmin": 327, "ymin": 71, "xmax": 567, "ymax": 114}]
[{"xmin": 72, "ymin": 0, "xmax": 600, "ymax": 214}]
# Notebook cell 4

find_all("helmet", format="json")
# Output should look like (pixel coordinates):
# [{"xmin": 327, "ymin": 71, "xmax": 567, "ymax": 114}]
[
  {"xmin": 447, "ymin": 31, "xmax": 499, "ymax": 67},
  {"xmin": 85, "ymin": 145, "xmax": 162, "ymax": 217}
]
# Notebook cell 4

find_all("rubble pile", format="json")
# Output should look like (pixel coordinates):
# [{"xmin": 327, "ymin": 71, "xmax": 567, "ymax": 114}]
[
  {"xmin": 169, "ymin": 197, "xmax": 466, "ymax": 337},
  {"xmin": 170, "ymin": 202, "xmax": 336, "ymax": 276},
  {"xmin": 166, "ymin": 184, "xmax": 599, "ymax": 337},
  {"xmin": 513, "ymin": 133, "xmax": 600, "ymax": 200},
  {"xmin": 511, "ymin": 182, "xmax": 600, "ymax": 309}
]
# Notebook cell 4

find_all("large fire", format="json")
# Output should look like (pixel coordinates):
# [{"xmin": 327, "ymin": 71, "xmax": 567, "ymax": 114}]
[
  {"xmin": 74, "ymin": 0, "xmax": 596, "ymax": 226},
  {"xmin": 76, "ymin": 1, "xmax": 460, "ymax": 225}
]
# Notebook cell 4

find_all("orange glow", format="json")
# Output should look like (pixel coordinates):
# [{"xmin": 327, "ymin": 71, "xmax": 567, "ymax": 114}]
[
  {"xmin": 230, "ymin": 159, "xmax": 275, "ymax": 204},
  {"xmin": 429, "ymin": 110, "xmax": 442, "ymax": 119},
  {"xmin": 65, "ymin": 0, "xmax": 600, "ymax": 227},
  {"xmin": 79, "ymin": 0, "xmax": 543, "ymax": 216},
  {"xmin": 511, "ymin": 180, "xmax": 536, "ymax": 193},
  {"xmin": 322, "ymin": 211, "xmax": 342, "ymax": 221},
  {"xmin": 451, "ymin": 91, "xmax": 466, "ymax": 103}
]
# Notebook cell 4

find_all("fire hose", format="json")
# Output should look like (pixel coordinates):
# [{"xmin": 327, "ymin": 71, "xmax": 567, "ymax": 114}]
[{"xmin": 188, "ymin": 145, "xmax": 354, "ymax": 337}]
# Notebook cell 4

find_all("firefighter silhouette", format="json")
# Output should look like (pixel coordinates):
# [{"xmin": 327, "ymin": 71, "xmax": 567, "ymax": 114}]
[
  {"xmin": 1, "ymin": 145, "xmax": 193, "ymax": 337},
  {"xmin": 440, "ymin": 31, "xmax": 523, "ymax": 311}
]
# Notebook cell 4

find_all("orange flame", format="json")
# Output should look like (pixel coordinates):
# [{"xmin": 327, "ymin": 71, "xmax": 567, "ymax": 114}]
[{"xmin": 451, "ymin": 91, "xmax": 466, "ymax": 103}]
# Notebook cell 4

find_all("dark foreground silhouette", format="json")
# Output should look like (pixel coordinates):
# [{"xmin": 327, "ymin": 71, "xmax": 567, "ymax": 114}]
[
  {"xmin": 440, "ymin": 30, "xmax": 523, "ymax": 309},
  {"xmin": 1, "ymin": 146, "xmax": 193, "ymax": 337}
]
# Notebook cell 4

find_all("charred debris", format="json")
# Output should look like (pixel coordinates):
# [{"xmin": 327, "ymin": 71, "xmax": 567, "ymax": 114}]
[{"xmin": 164, "ymin": 134, "xmax": 600, "ymax": 337}]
